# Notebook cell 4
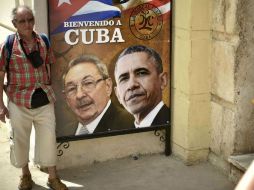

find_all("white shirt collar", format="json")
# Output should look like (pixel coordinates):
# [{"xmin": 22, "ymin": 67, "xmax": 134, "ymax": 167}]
[
  {"xmin": 75, "ymin": 100, "xmax": 111, "ymax": 135},
  {"xmin": 134, "ymin": 101, "xmax": 164, "ymax": 128}
]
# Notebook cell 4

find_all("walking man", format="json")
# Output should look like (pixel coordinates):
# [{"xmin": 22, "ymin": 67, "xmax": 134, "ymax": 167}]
[{"xmin": 0, "ymin": 5, "xmax": 68, "ymax": 190}]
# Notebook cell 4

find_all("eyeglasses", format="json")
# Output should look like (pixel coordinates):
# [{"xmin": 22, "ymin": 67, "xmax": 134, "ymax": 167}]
[
  {"xmin": 64, "ymin": 78, "xmax": 106, "ymax": 98},
  {"xmin": 15, "ymin": 17, "xmax": 34, "ymax": 25}
]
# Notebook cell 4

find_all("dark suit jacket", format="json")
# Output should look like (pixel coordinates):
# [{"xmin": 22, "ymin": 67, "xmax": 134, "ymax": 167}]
[
  {"xmin": 151, "ymin": 104, "xmax": 170, "ymax": 126},
  {"xmin": 93, "ymin": 102, "xmax": 135, "ymax": 133},
  {"xmin": 59, "ymin": 102, "xmax": 135, "ymax": 137},
  {"xmin": 133, "ymin": 104, "xmax": 170, "ymax": 128}
]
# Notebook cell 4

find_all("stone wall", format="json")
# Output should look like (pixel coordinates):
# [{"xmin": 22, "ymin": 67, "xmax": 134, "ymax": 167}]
[
  {"xmin": 211, "ymin": 0, "xmax": 254, "ymax": 169},
  {"xmin": 209, "ymin": 0, "xmax": 240, "ymax": 173},
  {"xmin": 235, "ymin": 0, "xmax": 254, "ymax": 153}
]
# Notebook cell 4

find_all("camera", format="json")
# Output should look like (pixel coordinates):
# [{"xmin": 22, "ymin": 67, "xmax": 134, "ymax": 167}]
[{"xmin": 28, "ymin": 50, "xmax": 43, "ymax": 68}]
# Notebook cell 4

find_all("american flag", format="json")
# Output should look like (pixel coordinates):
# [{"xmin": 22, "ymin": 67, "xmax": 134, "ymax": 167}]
[{"xmin": 121, "ymin": 0, "xmax": 171, "ymax": 21}]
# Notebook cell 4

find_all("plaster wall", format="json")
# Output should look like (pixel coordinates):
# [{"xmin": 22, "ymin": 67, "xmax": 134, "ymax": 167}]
[
  {"xmin": 33, "ymin": 1, "xmax": 48, "ymax": 35},
  {"xmin": 57, "ymin": 132, "xmax": 165, "ymax": 169},
  {"xmin": 172, "ymin": 0, "xmax": 211, "ymax": 164},
  {"xmin": 0, "ymin": 1, "xmax": 16, "ymax": 43}
]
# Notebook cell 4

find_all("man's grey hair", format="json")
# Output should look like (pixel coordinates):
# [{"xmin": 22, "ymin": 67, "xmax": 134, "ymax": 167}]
[
  {"xmin": 11, "ymin": 5, "xmax": 34, "ymax": 21},
  {"xmin": 63, "ymin": 55, "xmax": 109, "ymax": 87},
  {"xmin": 115, "ymin": 45, "xmax": 163, "ymax": 74}
]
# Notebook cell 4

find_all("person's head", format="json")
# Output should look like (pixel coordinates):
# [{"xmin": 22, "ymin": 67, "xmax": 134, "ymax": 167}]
[
  {"xmin": 63, "ymin": 55, "xmax": 112, "ymax": 125},
  {"xmin": 11, "ymin": 5, "xmax": 35, "ymax": 38},
  {"xmin": 114, "ymin": 45, "xmax": 168, "ymax": 122}
]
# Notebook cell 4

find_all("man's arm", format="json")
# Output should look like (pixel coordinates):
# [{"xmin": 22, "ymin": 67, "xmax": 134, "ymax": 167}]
[{"xmin": 0, "ymin": 71, "xmax": 9, "ymax": 123}]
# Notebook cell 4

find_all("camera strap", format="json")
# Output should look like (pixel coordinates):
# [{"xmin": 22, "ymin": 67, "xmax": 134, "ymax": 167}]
[
  {"xmin": 20, "ymin": 40, "xmax": 51, "ymax": 84},
  {"xmin": 20, "ymin": 39, "xmax": 40, "ymax": 59}
]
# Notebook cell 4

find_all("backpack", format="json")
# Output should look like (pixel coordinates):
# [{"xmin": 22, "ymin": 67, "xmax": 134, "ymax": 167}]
[
  {"xmin": 4, "ymin": 33, "xmax": 51, "ymax": 86},
  {"xmin": 5, "ymin": 33, "xmax": 50, "ymax": 66}
]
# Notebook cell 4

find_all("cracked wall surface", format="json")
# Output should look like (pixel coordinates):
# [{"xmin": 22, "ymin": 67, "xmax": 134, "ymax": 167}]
[
  {"xmin": 211, "ymin": 0, "xmax": 254, "ymax": 166},
  {"xmin": 210, "ymin": 0, "xmax": 239, "ymax": 165},
  {"xmin": 234, "ymin": 0, "xmax": 254, "ymax": 153}
]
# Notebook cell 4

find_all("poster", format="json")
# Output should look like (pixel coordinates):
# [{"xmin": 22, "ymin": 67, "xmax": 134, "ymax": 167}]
[{"xmin": 48, "ymin": 0, "xmax": 171, "ymax": 140}]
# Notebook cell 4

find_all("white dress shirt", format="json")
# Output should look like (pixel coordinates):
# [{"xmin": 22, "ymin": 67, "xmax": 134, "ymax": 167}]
[
  {"xmin": 135, "ymin": 101, "xmax": 164, "ymax": 128},
  {"xmin": 75, "ymin": 100, "xmax": 111, "ymax": 135}
]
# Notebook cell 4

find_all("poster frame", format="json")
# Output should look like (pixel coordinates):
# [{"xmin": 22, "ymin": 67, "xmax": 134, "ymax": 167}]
[{"xmin": 47, "ymin": 0, "xmax": 173, "ymax": 155}]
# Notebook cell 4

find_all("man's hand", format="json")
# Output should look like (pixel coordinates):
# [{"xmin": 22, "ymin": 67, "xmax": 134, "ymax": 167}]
[{"xmin": 0, "ymin": 105, "xmax": 9, "ymax": 123}]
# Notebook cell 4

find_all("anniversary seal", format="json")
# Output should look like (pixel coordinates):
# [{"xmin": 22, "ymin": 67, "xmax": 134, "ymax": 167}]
[{"xmin": 129, "ymin": 3, "xmax": 163, "ymax": 40}]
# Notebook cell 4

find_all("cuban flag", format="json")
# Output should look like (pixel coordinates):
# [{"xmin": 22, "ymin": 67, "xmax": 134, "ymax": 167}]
[{"xmin": 49, "ymin": 0, "xmax": 121, "ymax": 34}]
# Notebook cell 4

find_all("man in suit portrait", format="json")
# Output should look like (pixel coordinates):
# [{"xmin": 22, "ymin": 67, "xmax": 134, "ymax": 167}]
[
  {"xmin": 114, "ymin": 45, "xmax": 170, "ymax": 128},
  {"xmin": 62, "ymin": 55, "xmax": 134, "ymax": 136}
]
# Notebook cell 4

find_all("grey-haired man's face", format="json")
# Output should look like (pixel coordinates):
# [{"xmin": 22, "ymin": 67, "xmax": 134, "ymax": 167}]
[
  {"xmin": 12, "ymin": 8, "xmax": 34, "ymax": 37},
  {"xmin": 64, "ymin": 62, "xmax": 112, "ymax": 124}
]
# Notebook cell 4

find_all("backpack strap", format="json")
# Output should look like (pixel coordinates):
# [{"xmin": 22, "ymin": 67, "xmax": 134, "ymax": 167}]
[
  {"xmin": 5, "ymin": 34, "xmax": 15, "ymax": 69},
  {"xmin": 5, "ymin": 33, "xmax": 50, "ymax": 66},
  {"xmin": 4, "ymin": 34, "xmax": 15, "ymax": 87},
  {"xmin": 39, "ymin": 33, "xmax": 51, "ymax": 85},
  {"xmin": 4, "ymin": 33, "xmax": 51, "ymax": 86},
  {"xmin": 40, "ymin": 33, "xmax": 50, "ymax": 50}
]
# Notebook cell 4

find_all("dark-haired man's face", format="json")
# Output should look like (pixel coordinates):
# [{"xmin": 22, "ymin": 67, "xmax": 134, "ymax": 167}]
[{"xmin": 114, "ymin": 52, "xmax": 168, "ymax": 121}]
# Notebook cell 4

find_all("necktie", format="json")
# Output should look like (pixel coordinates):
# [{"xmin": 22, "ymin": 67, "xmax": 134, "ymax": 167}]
[{"xmin": 79, "ymin": 125, "xmax": 89, "ymax": 135}]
